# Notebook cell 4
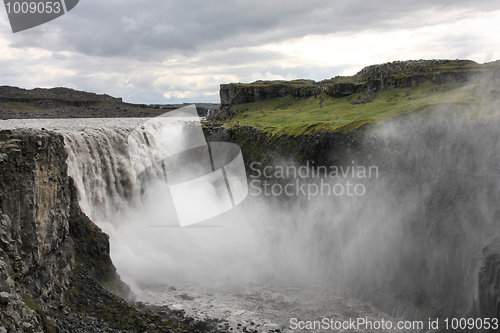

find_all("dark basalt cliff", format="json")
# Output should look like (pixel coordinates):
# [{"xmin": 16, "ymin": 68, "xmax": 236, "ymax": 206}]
[
  {"xmin": 220, "ymin": 79, "xmax": 321, "ymax": 107},
  {"xmin": 0, "ymin": 129, "xmax": 74, "ymax": 332},
  {"xmin": 0, "ymin": 129, "xmax": 221, "ymax": 332},
  {"xmin": 478, "ymin": 238, "xmax": 500, "ymax": 321},
  {"xmin": 204, "ymin": 123, "xmax": 363, "ymax": 170}
]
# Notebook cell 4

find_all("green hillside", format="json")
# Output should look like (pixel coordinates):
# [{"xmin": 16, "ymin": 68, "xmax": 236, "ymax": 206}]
[{"xmin": 222, "ymin": 79, "xmax": 500, "ymax": 136}]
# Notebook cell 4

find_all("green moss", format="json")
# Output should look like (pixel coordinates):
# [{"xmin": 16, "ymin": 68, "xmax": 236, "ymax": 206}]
[
  {"xmin": 21, "ymin": 293, "xmax": 42, "ymax": 314},
  {"xmin": 69, "ymin": 213, "xmax": 130, "ymax": 298},
  {"xmin": 92, "ymin": 101, "xmax": 113, "ymax": 108},
  {"xmin": 10, "ymin": 271, "xmax": 21, "ymax": 281},
  {"xmin": 21, "ymin": 293, "xmax": 56, "ymax": 333},
  {"xmin": 44, "ymin": 319, "xmax": 57, "ymax": 333},
  {"xmin": 66, "ymin": 267, "xmax": 219, "ymax": 332},
  {"xmin": 4, "ymin": 101, "xmax": 41, "ymax": 111}
]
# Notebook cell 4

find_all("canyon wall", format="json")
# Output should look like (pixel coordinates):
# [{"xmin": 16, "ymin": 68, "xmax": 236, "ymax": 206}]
[
  {"xmin": 0, "ymin": 128, "xmax": 221, "ymax": 332},
  {"xmin": 0, "ymin": 129, "xmax": 131, "ymax": 332},
  {"xmin": 0, "ymin": 129, "xmax": 74, "ymax": 332},
  {"xmin": 219, "ymin": 59, "xmax": 500, "ymax": 108}
]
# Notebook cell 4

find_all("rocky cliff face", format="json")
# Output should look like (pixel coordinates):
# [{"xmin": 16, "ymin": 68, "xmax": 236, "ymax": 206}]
[
  {"xmin": 204, "ymin": 123, "xmax": 363, "ymax": 169},
  {"xmin": 219, "ymin": 60, "xmax": 499, "ymax": 107},
  {"xmin": 0, "ymin": 129, "xmax": 74, "ymax": 332},
  {"xmin": 0, "ymin": 128, "xmax": 224, "ymax": 332},
  {"xmin": 220, "ymin": 80, "xmax": 321, "ymax": 107},
  {"xmin": 0, "ymin": 129, "xmax": 135, "ymax": 332},
  {"xmin": 478, "ymin": 238, "xmax": 500, "ymax": 322}
]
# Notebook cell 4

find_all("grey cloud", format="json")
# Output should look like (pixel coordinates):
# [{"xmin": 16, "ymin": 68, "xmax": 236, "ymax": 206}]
[
  {"xmin": 6, "ymin": 0, "xmax": 500, "ymax": 61},
  {"xmin": 1, "ymin": 0, "xmax": 499, "ymax": 104}
]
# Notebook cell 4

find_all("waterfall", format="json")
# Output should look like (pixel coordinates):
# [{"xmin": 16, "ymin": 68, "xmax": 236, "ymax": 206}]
[
  {"xmin": 2, "ymin": 109, "xmax": 500, "ymax": 319},
  {"xmin": 64, "ymin": 126, "xmax": 140, "ymax": 222}
]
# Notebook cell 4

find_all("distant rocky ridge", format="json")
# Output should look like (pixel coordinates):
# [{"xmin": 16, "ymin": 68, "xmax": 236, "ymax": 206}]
[
  {"xmin": 0, "ymin": 86, "xmax": 123, "ymax": 103},
  {"xmin": 0, "ymin": 86, "xmax": 220, "ymax": 119},
  {"xmin": 219, "ymin": 59, "xmax": 500, "ymax": 107},
  {"xmin": 0, "ymin": 86, "xmax": 152, "ymax": 119}
]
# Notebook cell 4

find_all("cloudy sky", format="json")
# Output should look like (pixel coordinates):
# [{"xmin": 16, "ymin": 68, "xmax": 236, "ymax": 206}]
[{"xmin": 1, "ymin": 0, "xmax": 500, "ymax": 104}]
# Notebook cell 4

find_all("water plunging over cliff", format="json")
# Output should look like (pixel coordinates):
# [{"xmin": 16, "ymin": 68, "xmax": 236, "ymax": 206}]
[{"xmin": 2, "ymin": 109, "xmax": 500, "ymax": 330}]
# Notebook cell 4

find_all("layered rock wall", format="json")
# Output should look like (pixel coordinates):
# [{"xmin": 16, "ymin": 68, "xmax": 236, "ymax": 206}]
[
  {"xmin": 0, "ymin": 129, "xmax": 74, "ymax": 331},
  {"xmin": 0, "ymin": 129, "xmax": 129, "ymax": 331}
]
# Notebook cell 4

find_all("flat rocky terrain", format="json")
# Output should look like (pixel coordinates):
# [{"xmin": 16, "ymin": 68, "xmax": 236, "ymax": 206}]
[{"xmin": 0, "ymin": 86, "xmax": 185, "ymax": 119}]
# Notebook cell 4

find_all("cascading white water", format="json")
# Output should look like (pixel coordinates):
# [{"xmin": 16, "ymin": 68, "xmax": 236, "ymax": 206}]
[
  {"xmin": 64, "ymin": 126, "xmax": 141, "ymax": 221},
  {"xmin": 2, "ymin": 106, "xmax": 500, "ymax": 330}
]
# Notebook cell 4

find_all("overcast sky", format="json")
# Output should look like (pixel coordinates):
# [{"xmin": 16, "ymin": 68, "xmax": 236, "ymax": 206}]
[{"xmin": 1, "ymin": 0, "xmax": 500, "ymax": 104}]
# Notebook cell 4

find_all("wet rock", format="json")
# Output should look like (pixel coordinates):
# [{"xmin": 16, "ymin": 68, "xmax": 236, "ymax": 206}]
[
  {"xmin": 478, "ymin": 237, "xmax": 500, "ymax": 319},
  {"xmin": 0, "ymin": 291, "xmax": 10, "ymax": 304}
]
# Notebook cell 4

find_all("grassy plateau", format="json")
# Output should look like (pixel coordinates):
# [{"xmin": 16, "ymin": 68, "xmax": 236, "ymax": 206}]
[{"xmin": 222, "ymin": 77, "xmax": 500, "ymax": 136}]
